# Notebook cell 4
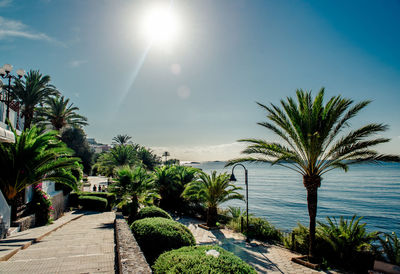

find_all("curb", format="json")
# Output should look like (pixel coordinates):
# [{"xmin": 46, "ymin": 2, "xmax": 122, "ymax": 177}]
[{"xmin": 0, "ymin": 212, "xmax": 84, "ymax": 262}]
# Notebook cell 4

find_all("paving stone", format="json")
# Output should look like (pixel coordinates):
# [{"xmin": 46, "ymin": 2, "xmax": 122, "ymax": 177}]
[{"xmin": 0, "ymin": 212, "xmax": 115, "ymax": 274}]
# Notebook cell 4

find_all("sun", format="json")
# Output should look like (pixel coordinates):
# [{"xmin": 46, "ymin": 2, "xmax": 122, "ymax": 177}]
[{"xmin": 141, "ymin": 4, "xmax": 180, "ymax": 46}]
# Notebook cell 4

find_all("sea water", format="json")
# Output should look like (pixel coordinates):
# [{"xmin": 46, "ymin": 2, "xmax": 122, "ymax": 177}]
[{"xmin": 193, "ymin": 161, "xmax": 400, "ymax": 234}]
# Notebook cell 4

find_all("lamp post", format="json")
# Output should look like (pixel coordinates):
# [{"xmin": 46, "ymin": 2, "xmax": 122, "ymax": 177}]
[
  {"xmin": 229, "ymin": 163, "xmax": 249, "ymax": 242},
  {"xmin": 0, "ymin": 64, "xmax": 25, "ymax": 122}
]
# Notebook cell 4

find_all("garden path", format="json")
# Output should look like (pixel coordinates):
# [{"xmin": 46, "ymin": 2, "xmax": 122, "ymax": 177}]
[
  {"xmin": 176, "ymin": 216, "xmax": 332, "ymax": 274},
  {"xmin": 0, "ymin": 211, "xmax": 115, "ymax": 273}
]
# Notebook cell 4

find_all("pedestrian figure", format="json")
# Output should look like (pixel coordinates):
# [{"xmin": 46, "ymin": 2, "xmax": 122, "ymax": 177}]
[
  {"xmin": 98, "ymin": 185, "xmax": 102, "ymax": 192},
  {"xmin": 93, "ymin": 185, "xmax": 97, "ymax": 192}
]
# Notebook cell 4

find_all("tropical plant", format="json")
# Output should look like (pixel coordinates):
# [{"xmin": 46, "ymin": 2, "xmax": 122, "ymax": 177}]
[
  {"xmin": 0, "ymin": 126, "xmax": 79, "ymax": 209},
  {"xmin": 376, "ymin": 232, "xmax": 400, "ymax": 265},
  {"xmin": 34, "ymin": 95, "xmax": 88, "ymax": 131},
  {"xmin": 12, "ymin": 70, "xmax": 59, "ymax": 129},
  {"xmin": 182, "ymin": 171, "xmax": 244, "ymax": 227},
  {"xmin": 94, "ymin": 145, "xmax": 138, "ymax": 176},
  {"xmin": 227, "ymin": 88, "xmax": 400, "ymax": 258},
  {"xmin": 153, "ymin": 165, "xmax": 179, "ymax": 208},
  {"xmin": 136, "ymin": 145, "xmax": 161, "ymax": 171},
  {"xmin": 112, "ymin": 134, "xmax": 132, "ymax": 145},
  {"xmin": 317, "ymin": 215, "xmax": 378, "ymax": 263},
  {"xmin": 110, "ymin": 165, "xmax": 159, "ymax": 220}
]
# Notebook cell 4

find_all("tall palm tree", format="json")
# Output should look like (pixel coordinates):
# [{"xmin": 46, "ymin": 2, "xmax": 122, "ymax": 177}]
[
  {"xmin": 0, "ymin": 126, "xmax": 79, "ymax": 204},
  {"xmin": 183, "ymin": 171, "xmax": 243, "ymax": 227},
  {"xmin": 112, "ymin": 134, "xmax": 132, "ymax": 145},
  {"xmin": 227, "ymin": 88, "xmax": 400, "ymax": 258},
  {"xmin": 163, "ymin": 151, "xmax": 170, "ymax": 163},
  {"xmin": 35, "ymin": 96, "xmax": 88, "ymax": 131},
  {"xmin": 12, "ymin": 70, "xmax": 59, "ymax": 130}
]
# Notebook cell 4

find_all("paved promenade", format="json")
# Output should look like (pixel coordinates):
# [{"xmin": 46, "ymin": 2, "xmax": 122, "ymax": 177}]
[
  {"xmin": 0, "ymin": 211, "xmax": 115, "ymax": 274},
  {"xmin": 176, "ymin": 216, "xmax": 327, "ymax": 274}
]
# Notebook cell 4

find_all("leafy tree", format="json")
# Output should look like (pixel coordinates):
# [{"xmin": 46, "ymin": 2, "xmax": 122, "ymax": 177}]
[
  {"xmin": 165, "ymin": 158, "xmax": 180, "ymax": 165},
  {"xmin": 0, "ymin": 126, "xmax": 79, "ymax": 207},
  {"xmin": 183, "ymin": 171, "xmax": 243, "ymax": 227},
  {"xmin": 35, "ymin": 95, "xmax": 88, "ymax": 131},
  {"xmin": 12, "ymin": 70, "xmax": 59, "ymax": 129},
  {"xmin": 375, "ymin": 232, "xmax": 400, "ymax": 265},
  {"xmin": 227, "ymin": 88, "xmax": 400, "ymax": 258},
  {"xmin": 61, "ymin": 127, "xmax": 94, "ymax": 174},
  {"xmin": 112, "ymin": 134, "xmax": 132, "ymax": 145}
]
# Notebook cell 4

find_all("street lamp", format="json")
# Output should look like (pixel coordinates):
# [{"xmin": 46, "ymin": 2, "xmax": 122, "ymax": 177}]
[
  {"xmin": 229, "ymin": 163, "xmax": 249, "ymax": 242},
  {"xmin": 0, "ymin": 64, "xmax": 24, "ymax": 122}
]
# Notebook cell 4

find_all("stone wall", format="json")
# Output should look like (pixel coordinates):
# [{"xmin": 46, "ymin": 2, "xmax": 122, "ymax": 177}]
[
  {"xmin": 13, "ymin": 214, "xmax": 35, "ymax": 231},
  {"xmin": 115, "ymin": 214, "xmax": 151, "ymax": 274},
  {"xmin": 50, "ymin": 192, "xmax": 66, "ymax": 221}
]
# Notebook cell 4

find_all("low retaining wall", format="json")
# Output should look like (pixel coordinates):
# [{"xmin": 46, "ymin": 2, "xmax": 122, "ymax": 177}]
[
  {"xmin": 115, "ymin": 213, "xmax": 151, "ymax": 274},
  {"xmin": 50, "ymin": 192, "xmax": 66, "ymax": 220}
]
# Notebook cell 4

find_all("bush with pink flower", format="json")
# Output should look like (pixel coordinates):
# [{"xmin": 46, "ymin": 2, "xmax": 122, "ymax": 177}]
[{"xmin": 33, "ymin": 183, "xmax": 54, "ymax": 225}]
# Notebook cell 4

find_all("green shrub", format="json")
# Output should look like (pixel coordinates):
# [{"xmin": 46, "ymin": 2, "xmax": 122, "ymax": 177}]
[
  {"xmin": 247, "ymin": 217, "xmax": 283, "ymax": 243},
  {"xmin": 78, "ymin": 196, "xmax": 108, "ymax": 211},
  {"xmin": 130, "ymin": 217, "xmax": 195, "ymax": 264},
  {"xmin": 376, "ymin": 232, "xmax": 400, "ymax": 265},
  {"xmin": 136, "ymin": 206, "xmax": 172, "ymax": 220},
  {"xmin": 153, "ymin": 245, "xmax": 256, "ymax": 274},
  {"xmin": 79, "ymin": 192, "xmax": 116, "ymax": 209}
]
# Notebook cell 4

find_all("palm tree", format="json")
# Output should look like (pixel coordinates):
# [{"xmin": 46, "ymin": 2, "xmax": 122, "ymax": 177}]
[
  {"xmin": 111, "ymin": 165, "xmax": 159, "ymax": 216},
  {"xmin": 12, "ymin": 70, "xmax": 59, "ymax": 130},
  {"xmin": 35, "ymin": 96, "xmax": 88, "ymax": 131},
  {"xmin": 227, "ymin": 88, "xmax": 400, "ymax": 258},
  {"xmin": 94, "ymin": 144, "xmax": 138, "ymax": 177},
  {"xmin": 182, "ymin": 171, "xmax": 243, "ymax": 227},
  {"xmin": 152, "ymin": 165, "xmax": 179, "ymax": 208},
  {"xmin": 162, "ymin": 151, "xmax": 170, "ymax": 163},
  {"xmin": 112, "ymin": 134, "xmax": 132, "ymax": 145},
  {"xmin": 0, "ymin": 126, "xmax": 79, "ymax": 210}
]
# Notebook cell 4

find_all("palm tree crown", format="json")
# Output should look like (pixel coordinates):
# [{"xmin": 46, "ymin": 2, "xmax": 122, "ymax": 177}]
[
  {"xmin": 227, "ymin": 88, "xmax": 399, "ymax": 257},
  {"xmin": 112, "ymin": 134, "xmax": 132, "ymax": 145},
  {"xmin": 12, "ymin": 70, "xmax": 59, "ymax": 130},
  {"xmin": 183, "ymin": 171, "xmax": 243, "ymax": 226},
  {"xmin": 0, "ymin": 126, "xmax": 79, "ymax": 202},
  {"xmin": 35, "ymin": 95, "xmax": 88, "ymax": 131}
]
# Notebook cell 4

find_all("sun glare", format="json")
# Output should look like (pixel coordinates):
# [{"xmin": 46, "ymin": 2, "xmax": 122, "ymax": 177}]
[{"xmin": 141, "ymin": 5, "xmax": 180, "ymax": 46}]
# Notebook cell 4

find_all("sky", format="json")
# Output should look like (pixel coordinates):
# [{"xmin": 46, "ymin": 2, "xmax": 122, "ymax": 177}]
[{"xmin": 1, "ymin": 0, "xmax": 400, "ymax": 161}]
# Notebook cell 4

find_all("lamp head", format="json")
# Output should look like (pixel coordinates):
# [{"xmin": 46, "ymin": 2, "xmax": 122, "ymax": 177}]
[
  {"xmin": 3, "ymin": 64, "xmax": 13, "ymax": 74},
  {"xmin": 16, "ymin": 69, "xmax": 25, "ymax": 78},
  {"xmin": 229, "ymin": 173, "xmax": 237, "ymax": 181}
]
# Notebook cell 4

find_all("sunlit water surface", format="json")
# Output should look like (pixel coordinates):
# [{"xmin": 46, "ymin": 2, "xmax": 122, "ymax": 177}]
[{"xmin": 193, "ymin": 162, "xmax": 400, "ymax": 234}]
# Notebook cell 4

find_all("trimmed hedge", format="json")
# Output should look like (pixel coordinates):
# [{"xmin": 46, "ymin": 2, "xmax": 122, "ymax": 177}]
[
  {"xmin": 69, "ymin": 192, "xmax": 80, "ymax": 208},
  {"xmin": 136, "ymin": 206, "xmax": 172, "ymax": 220},
  {"xmin": 153, "ymin": 245, "xmax": 256, "ymax": 273},
  {"xmin": 79, "ymin": 192, "xmax": 116, "ymax": 210},
  {"xmin": 78, "ymin": 196, "xmax": 108, "ymax": 211},
  {"xmin": 130, "ymin": 217, "xmax": 195, "ymax": 264}
]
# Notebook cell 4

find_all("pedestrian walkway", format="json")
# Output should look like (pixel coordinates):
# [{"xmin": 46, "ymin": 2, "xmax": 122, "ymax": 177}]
[
  {"xmin": 0, "ymin": 211, "xmax": 115, "ymax": 273},
  {"xmin": 176, "ymin": 216, "xmax": 326, "ymax": 274}
]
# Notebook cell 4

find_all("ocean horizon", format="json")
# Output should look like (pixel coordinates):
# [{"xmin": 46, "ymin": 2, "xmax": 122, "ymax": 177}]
[{"xmin": 189, "ymin": 161, "xmax": 400, "ymax": 234}]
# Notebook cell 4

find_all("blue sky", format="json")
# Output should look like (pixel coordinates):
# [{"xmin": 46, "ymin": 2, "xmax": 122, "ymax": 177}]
[{"xmin": 1, "ymin": 0, "xmax": 400, "ymax": 161}]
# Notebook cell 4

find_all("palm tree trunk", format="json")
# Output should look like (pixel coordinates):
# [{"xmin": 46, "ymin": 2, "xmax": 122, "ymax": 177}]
[
  {"xmin": 303, "ymin": 175, "xmax": 321, "ymax": 259},
  {"xmin": 207, "ymin": 206, "xmax": 217, "ymax": 227},
  {"xmin": 24, "ymin": 110, "xmax": 34, "ymax": 130}
]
